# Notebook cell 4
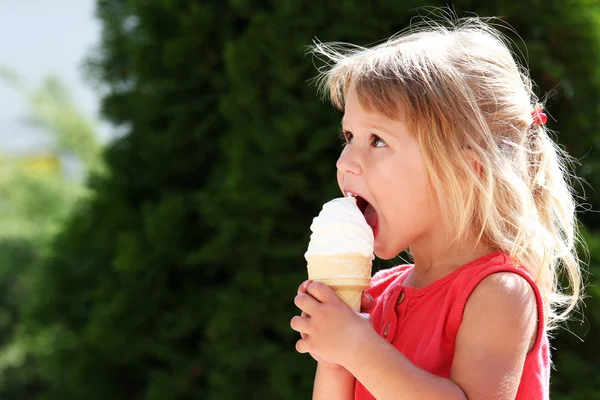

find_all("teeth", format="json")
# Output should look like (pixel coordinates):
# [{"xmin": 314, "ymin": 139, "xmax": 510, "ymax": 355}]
[{"xmin": 346, "ymin": 192, "xmax": 357, "ymax": 198}]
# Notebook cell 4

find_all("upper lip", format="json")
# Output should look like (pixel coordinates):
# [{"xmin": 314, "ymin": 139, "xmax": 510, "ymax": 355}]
[
  {"xmin": 343, "ymin": 187, "xmax": 367, "ymax": 201},
  {"xmin": 343, "ymin": 187, "xmax": 372, "ymax": 213}
]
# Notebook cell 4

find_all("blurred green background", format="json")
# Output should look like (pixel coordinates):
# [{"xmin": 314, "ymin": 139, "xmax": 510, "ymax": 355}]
[{"xmin": 0, "ymin": 1, "xmax": 598, "ymax": 399}]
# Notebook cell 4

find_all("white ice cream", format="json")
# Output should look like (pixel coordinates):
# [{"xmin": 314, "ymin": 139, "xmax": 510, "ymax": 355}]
[{"xmin": 304, "ymin": 197, "xmax": 374, "ymax": 260}]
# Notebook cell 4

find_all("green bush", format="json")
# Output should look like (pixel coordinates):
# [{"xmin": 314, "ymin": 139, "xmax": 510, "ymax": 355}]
[
  {"xmin": 0, "ymin": 70, "xmax": 101, "ymax": 399},
  {"xmin": 22, "ymin": 1, "xmax": 600, "ymax": 399}
]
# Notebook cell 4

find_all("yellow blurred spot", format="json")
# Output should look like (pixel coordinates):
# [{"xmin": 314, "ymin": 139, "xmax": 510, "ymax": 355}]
[{"xmin": 20, "ymin": 154, "xmax": 61, "ymax": 175}]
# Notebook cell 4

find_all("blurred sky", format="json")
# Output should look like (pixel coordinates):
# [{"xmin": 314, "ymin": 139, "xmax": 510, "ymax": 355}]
[{"xmin": 0, "ymin": 0, "xmax": 107, "ymax": 154}]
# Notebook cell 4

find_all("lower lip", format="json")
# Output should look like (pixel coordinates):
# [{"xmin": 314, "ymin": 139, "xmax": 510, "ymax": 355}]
[{"xmin": 371, "ymin": 219, "xmax": 379, "ymax": 239}]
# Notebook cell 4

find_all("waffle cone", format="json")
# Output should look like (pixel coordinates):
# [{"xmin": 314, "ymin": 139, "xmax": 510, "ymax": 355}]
[{"xmin": 306, "ymin": 254, "xmax": 372, "ymax": 312}]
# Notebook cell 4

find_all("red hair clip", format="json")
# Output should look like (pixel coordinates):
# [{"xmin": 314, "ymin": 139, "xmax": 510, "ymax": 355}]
[{"xmin": 532, "ymin": 106, "xmax": 547, "ymax": 126}]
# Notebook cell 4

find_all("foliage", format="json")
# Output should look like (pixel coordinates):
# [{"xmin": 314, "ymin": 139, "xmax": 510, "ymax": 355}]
[{"xmin": 0, "ymin": 68, "xmax": 101, "ymax": 398}]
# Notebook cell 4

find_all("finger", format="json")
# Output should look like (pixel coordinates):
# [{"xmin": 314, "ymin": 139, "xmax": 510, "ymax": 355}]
[
  {"xmin": 300, "ymin": 311, "xmax": 310, "ymax": 339},
  {"xmin": 307, "ymin": 281, "xmax": 338, "ymax": 304},
  {"xmin": 360, "ymin": 293, "xmax": 374, "ymax": 312},
  {"xmin": 294, "ymin": 292, "xmax": 320, "ymax": 315},
  {"xmin": 290, "ymin": 315, "xmax": 311, "ymax": 334},
  {"xmin": 297, "ymin": 280, "xmax": 313, "ymax": 295}
]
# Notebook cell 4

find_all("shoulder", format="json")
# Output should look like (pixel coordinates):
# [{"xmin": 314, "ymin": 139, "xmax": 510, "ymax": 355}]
[
  {"xmin": 468, "ymin": 272, "xmax": 537, "ymax": 326},
  {"xmin": 450, "ymin": 254, "xmax": 542, "ymax": 330},
  {"xmin": 459, "ymin": 271, "xmax": 539, "ymax": 357},
  {"xmin": 448, "ymin": 260, "xmax": 543, "ymax": 350},
  {"xmin": 460, "ymin": 270, "xmax": 539, "ymax": 343}
]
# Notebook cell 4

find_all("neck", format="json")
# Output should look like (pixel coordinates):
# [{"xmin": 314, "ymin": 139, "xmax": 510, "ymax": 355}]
[{"xmin": 404, "ymin": 233, "xmax": 496, "ymax": 289}]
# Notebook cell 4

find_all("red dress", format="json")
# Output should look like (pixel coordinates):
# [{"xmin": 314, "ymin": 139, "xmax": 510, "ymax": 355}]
[{"xmin": 354, "ymin": 250, "xmax": 549, "ymax": 399}]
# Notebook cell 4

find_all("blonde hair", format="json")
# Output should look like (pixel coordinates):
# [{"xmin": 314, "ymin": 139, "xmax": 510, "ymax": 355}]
[{"xmin": 310, "ymin": 17, "xmax": 584, "ymax": 330}]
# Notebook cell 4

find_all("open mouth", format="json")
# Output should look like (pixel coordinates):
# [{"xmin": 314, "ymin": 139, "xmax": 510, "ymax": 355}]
[
  {"xmin": 347, "ymin": 193, "xmax": 378, "ymax": 234},
  {"xmin": 355, "ymin": 196, "xmax": 369, "ymax": 216}
]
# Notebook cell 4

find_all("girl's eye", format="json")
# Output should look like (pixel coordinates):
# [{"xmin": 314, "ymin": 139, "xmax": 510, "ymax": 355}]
[
  {"xmin": 339, "ymin": 130, "xmax": 386, "ymax": 148},
  {"xmin": 340, "ymin": 130, "xmax": 353, "ymax": 145},
  {"xmin": 371, "ymin": 134, "xmax": 386, "ymax": 148}
]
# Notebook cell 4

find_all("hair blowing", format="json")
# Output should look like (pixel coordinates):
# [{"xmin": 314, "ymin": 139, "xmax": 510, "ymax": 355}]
[{"xmin": 310, "ymin": 17, "xmax": 584, "ymax": 330}]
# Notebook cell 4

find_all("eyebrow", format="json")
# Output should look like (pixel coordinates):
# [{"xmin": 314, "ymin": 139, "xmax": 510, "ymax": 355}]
[{"xmin": 341, "ymin": 119, "xmax": 393, "ymax": 136}]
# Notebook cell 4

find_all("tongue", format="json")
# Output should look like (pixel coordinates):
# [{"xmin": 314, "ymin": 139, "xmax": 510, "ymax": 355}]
[{"xmin": 363, "ymin": 204, "xmax": 378, "ymax": 230}]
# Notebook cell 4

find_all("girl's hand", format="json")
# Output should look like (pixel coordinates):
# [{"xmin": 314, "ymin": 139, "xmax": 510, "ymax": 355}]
[
  {"xmin": 295, "ymin": 281, "xmax": 335, "ymax": 367},
  {"xmin": 291, "ymin": 280, "xmax": 375, "ymax": 367}
]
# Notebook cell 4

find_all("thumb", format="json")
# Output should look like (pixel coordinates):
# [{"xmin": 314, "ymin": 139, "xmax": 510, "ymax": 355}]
[{"xmin": 360, "ymin": 292, "xmax": 374, "ymax": 312}]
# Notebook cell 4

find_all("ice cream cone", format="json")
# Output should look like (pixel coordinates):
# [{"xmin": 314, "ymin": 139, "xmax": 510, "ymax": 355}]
[
  {"xmin": 306, "ymin": 254, "xmax": 372, "ymax": 312},
  {"xmin": 304, "ymin": 197, "xmax": 374, "ymax": 311}
]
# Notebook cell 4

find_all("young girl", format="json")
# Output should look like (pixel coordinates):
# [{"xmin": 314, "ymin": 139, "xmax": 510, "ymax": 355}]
[{"xmin": 290, "ymin": 17, "xmax": 584, "ymax": 400}]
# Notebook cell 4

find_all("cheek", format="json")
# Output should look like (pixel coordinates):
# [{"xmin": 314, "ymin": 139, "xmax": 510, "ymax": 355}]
[{"xmin": 374, "ymin": 173, "xmax": 430, "ymax": 236}]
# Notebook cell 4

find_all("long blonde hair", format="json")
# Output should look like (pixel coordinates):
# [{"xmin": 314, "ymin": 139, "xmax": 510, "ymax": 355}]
[{"xmin": 310, "ymin": 17, "xmax": 584, "ymax": 330}]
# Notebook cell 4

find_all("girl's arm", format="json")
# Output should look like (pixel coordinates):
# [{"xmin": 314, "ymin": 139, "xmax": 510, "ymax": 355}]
[
  {"xmin": 342, "ymin": 272, "xmax": 538, "ymax": 400},
  {"xmin": 313, "ymin": 363, "xmax": 355, "ymax": 400}
]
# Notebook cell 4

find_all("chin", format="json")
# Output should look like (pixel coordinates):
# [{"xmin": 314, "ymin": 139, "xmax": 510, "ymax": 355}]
[
  {"xmin": 374, "ymin": 248, "xmax": 396, "ymax": 261},
  {"xmin": 374, "ymin": 240, "xmax": 408, "ymax": 261}
]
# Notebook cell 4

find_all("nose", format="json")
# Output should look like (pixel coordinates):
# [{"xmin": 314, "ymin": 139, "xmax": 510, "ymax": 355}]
[{"xmin": 336, "ymin": 145, "xmax": 363, "ymax": 176}]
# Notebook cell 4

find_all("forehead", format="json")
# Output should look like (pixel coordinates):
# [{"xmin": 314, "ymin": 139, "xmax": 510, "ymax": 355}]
[{"xmin": 341, "ymin": 87, "xmax": 405, "ymax": 132}]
